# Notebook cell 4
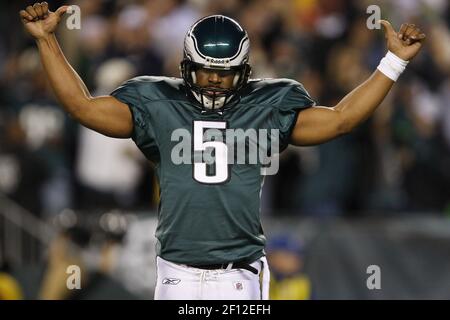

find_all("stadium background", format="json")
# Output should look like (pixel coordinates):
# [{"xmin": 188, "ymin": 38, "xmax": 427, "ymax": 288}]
[{"xmin": 0, "ymin": 0, "xmax": 449, "ymax": 299}]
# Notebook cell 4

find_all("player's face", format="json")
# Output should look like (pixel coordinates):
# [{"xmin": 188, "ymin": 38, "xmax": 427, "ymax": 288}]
[{"xmin": 195, "ymin": 68, "xmax": 236, "ymax": 94}]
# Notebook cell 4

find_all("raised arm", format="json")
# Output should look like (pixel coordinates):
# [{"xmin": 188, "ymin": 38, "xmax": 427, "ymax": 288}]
[
  {"xmin": 20, "ymin": 2, "xmax": 133, "ymax": 138},
  {"xmin": 290, "ymin": 20, "xmax": 426, "ymax": 146}
]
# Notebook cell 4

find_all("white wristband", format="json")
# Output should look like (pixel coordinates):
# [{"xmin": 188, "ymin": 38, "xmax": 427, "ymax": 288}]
[{"xmin": 377, "ymin": 51, "xmax": 409, "ymax": 81}]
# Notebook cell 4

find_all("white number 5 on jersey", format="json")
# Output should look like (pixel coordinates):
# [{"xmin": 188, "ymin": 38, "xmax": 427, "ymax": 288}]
[{"xmin": 193, "ymin": 120, "xmax": 229, "ymax": 184}]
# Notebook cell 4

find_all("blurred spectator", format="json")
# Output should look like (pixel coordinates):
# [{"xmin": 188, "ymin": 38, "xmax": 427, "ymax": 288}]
[
  {"xmin": 147, "ymin": 0, "xmax": 201, "ymax": 76},
  {"xmin": 37, "ymin": 210, "xmax": 139, "ymax": 299},
  {"xmin": 0, "ymin": 274, "xmax": 23, "ymax": 299},
  {"xmin": 75, "ymin": 58, "xmax": 148, "ymax": 211},
  {"xmin": 0, "ymin": 262, "xmax": 23, "ymax": 300},
  {"xmin": 267, "ymin": 234, "xmax": 313, "ymax": 300}
]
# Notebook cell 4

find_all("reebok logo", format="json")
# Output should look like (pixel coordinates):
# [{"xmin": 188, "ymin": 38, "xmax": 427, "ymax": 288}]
[{"xmin": 162, "ymin": 278, "xmax": 181, "ymax": 285}]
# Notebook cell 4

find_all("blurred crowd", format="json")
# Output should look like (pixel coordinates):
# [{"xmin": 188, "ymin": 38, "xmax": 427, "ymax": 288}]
[{"xmin": 0, "ymin": 0, "xmax": 449, "ymax": 221}]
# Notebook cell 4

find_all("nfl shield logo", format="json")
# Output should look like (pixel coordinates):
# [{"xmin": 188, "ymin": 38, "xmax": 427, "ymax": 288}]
[{"xmin": 234, "ymin": 282, "xmax": 243, "ymax": 291}]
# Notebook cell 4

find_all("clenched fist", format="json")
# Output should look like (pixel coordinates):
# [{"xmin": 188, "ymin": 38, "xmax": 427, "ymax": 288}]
[
  {"xmin": 19, "ymin": 2, "xmax": 69, "ymax": 40},
  {"xmin": 380, "ymin": 20, "xmax": 426, "ymax": 61}
]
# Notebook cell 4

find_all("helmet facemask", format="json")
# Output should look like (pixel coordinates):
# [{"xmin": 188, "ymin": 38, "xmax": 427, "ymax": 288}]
[{"xmin": 180, "ymin": 60, "xmax": 251, "ymax": 110}]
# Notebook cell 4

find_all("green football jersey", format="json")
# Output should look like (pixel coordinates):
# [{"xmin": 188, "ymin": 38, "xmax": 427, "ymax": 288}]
[{"xmin": 111, "ymin": 76, "xmax": 315, "ymax": 265}]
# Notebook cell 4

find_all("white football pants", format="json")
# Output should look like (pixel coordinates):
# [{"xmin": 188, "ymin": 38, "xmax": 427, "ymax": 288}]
[{"xmin": 154, "ymin": 256, "xmax": 270, "ymax": 300}]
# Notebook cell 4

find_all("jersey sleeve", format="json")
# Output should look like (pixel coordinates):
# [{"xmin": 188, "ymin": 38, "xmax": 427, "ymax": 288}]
[
  {"xmin": 274, "ymin": 82, "xmax": 316, "ymax": 150},
  {"xmin": 110, "ymin": 78, "xmax": 160, "ymax": 161}
]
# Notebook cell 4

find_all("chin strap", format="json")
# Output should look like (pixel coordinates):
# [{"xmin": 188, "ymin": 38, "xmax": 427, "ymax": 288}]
[{"xmin": 232, "ymin": 73, "xmax": 240, "ymax": 86}]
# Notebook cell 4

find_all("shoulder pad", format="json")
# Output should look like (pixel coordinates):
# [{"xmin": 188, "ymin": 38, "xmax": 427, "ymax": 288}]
[
  {"xmin": 117, "ymin": 76, "xmax": 186, "ymax": 101},
  {"xmin": 240, "ymin": 78, "xmax": 315, "ymax": 110}
]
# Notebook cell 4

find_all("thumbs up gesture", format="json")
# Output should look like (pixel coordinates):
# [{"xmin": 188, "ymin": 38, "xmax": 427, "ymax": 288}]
[
  {"xmin": 19, "ymin": 2, "xmax": 70, "ymax": 40},
  {"xmin": 379, "ymin": 20, "xmax": 426, "ymax": 61}
]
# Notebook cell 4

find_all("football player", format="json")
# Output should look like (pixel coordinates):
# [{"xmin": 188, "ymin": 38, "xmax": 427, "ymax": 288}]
[{"xmin": 20, "ymin": 2, "xmax": 425, "ymax": 300}]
